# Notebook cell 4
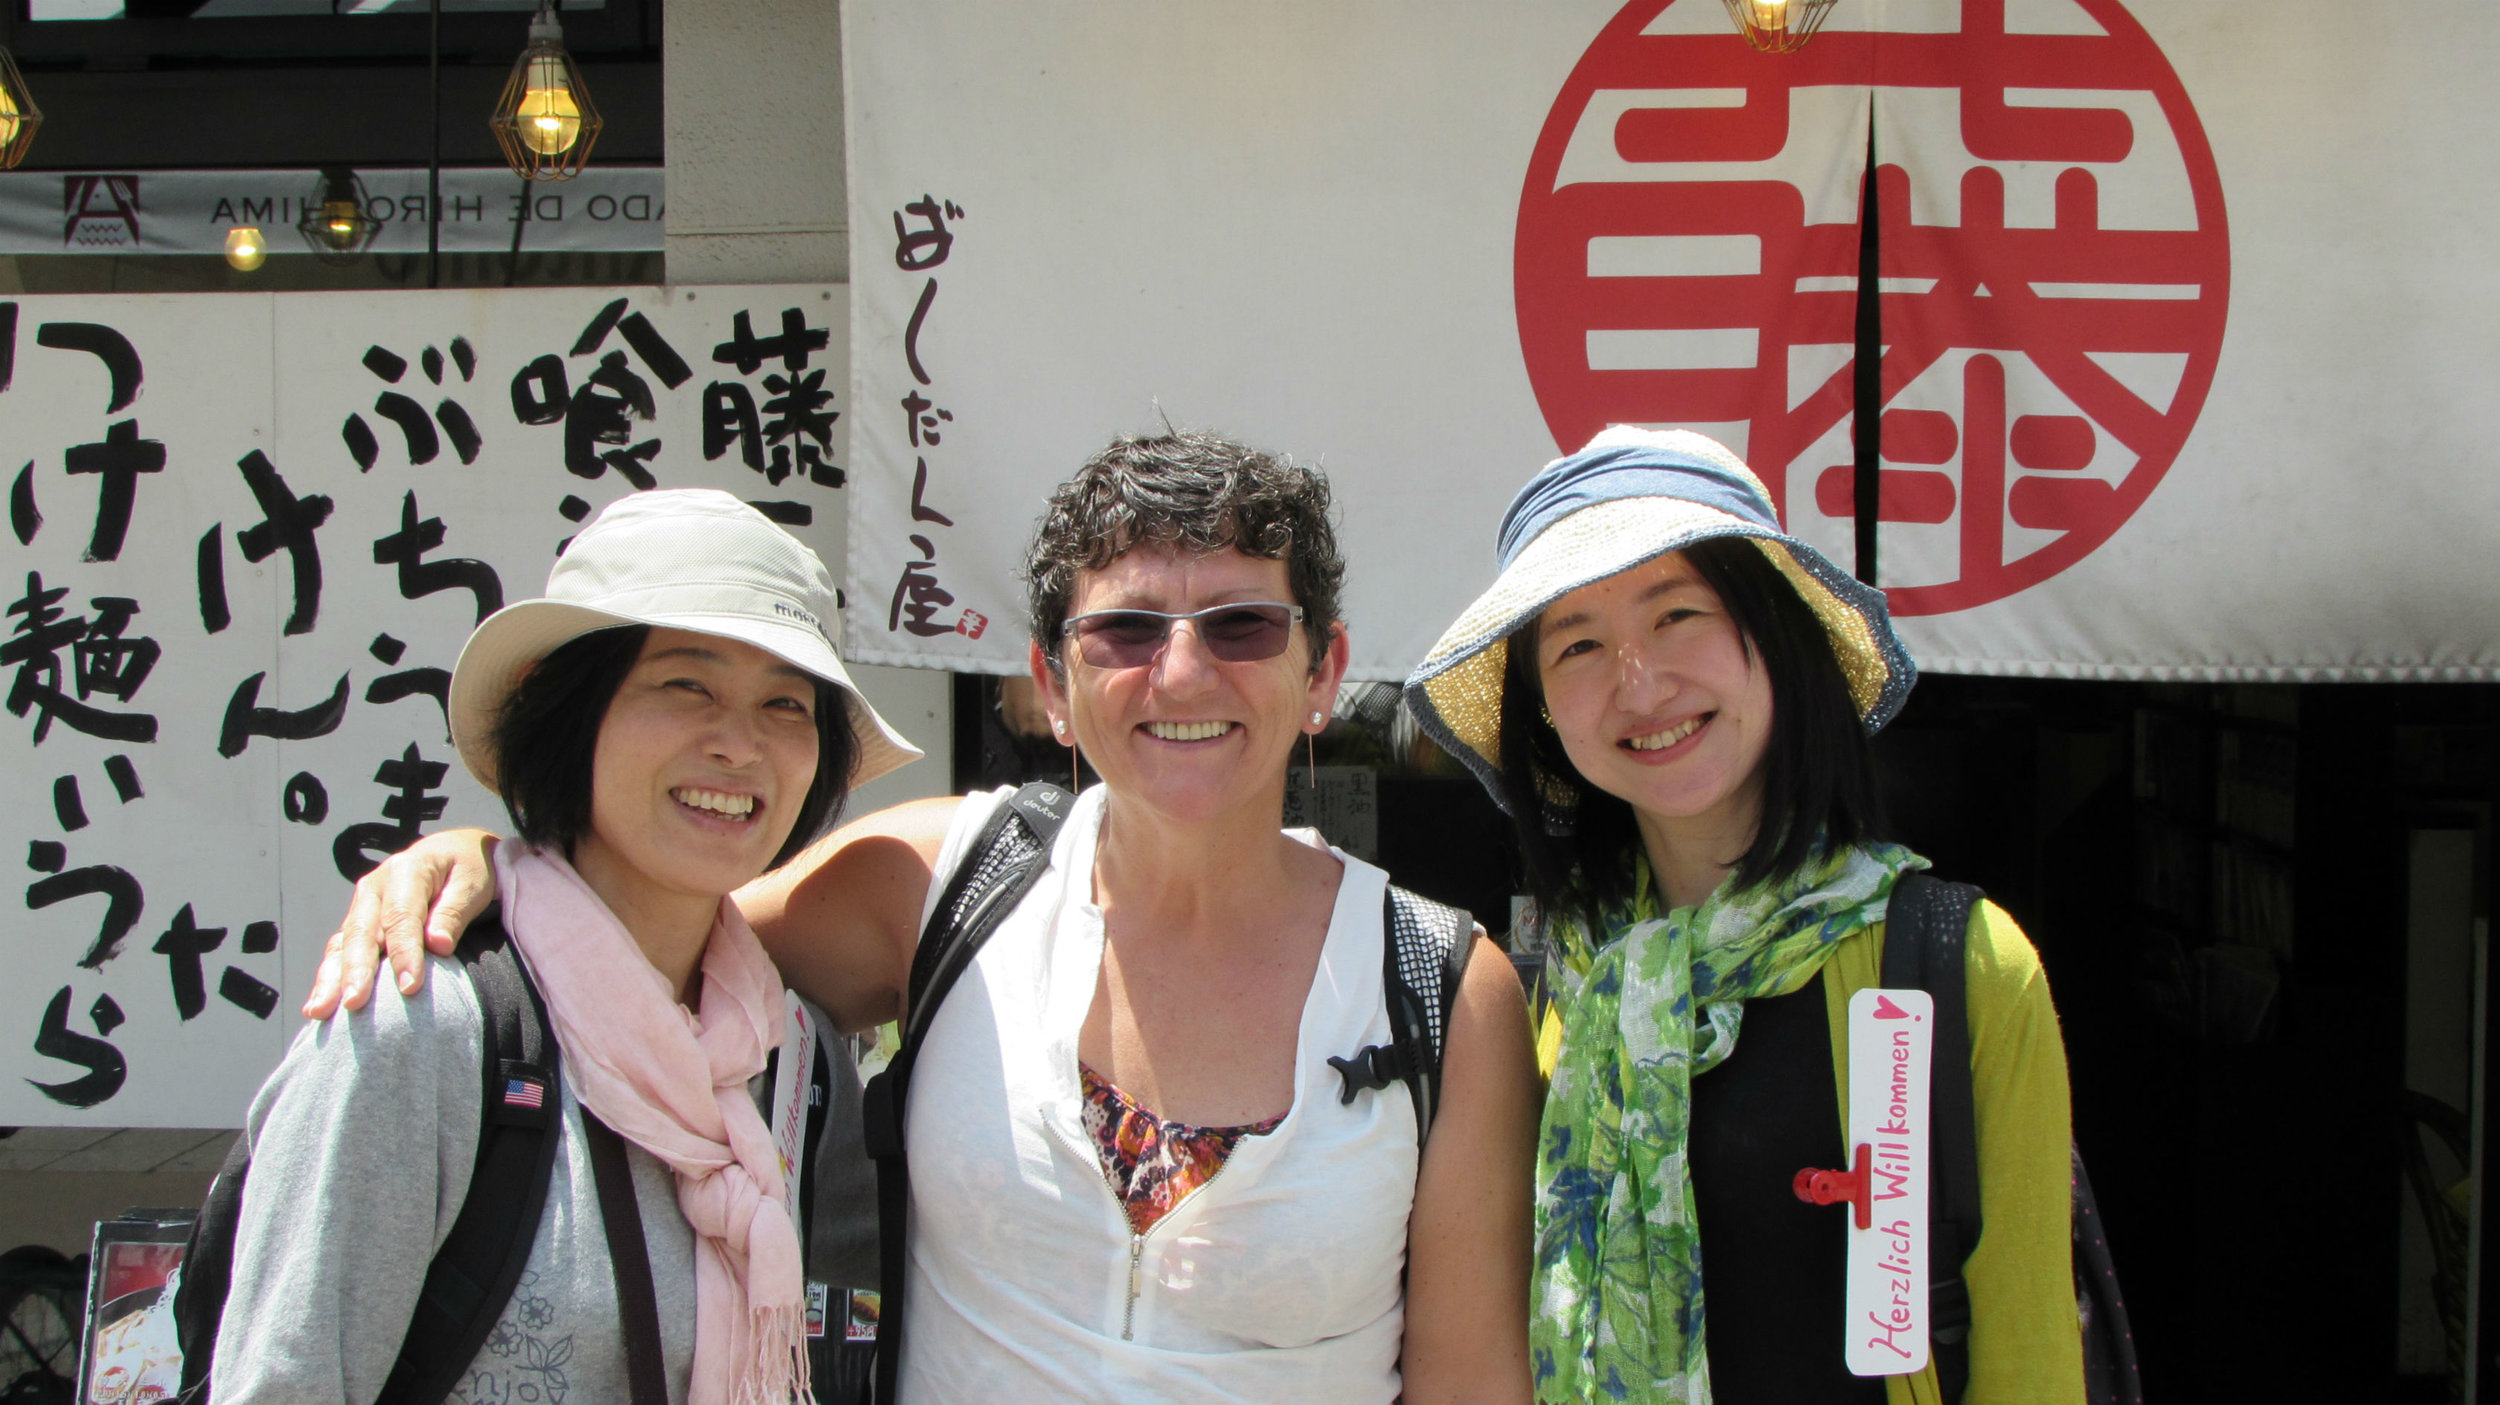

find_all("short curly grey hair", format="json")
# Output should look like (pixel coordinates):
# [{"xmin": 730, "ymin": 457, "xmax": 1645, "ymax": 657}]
[{"xmin": 1024, "ymin": 430, "xmax": 1345, "ymax": 672}]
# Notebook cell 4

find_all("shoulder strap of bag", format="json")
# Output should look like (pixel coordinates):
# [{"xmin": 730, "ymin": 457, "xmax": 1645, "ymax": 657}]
[
  {"xmin": 171, "ymin": 1132, "xmax": 253, "ymax": 1400},
  {"xmin": 1880, "ymin": 871, "xmax": 1984, "ymax": 1405},
  {"xmin": 862, "ymin": 782, "xmax": 1074, "ymax": 1405},
  {"xmin": 378, "ymin": 904, "xmax": 567, "ymax": 1405},
  {"xmin": 1324, "ymin": 885, "xmax": 1473, "ymax": 1147},
  {"xmin": 581, "ymin": 1111, "xmax": 669, "ymax": 1405}
]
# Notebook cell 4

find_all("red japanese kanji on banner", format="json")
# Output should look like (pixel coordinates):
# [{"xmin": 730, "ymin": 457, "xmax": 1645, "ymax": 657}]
[
  {"xmin": 1515, "ymin": 0, "xmax": 1873, "ymax": 524},
  {"xmin": 1515, "ymin": 0, "xmax": 2228, "ymax": 617}
]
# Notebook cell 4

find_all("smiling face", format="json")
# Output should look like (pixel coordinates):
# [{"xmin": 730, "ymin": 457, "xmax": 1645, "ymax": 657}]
[
  {"xmin": 1531, "ymin": 550, "xmax": 1775, "ymax": 859},
  {"xmin": 1033, "ymin": 544, "xmax": 1346, "ymax": 826},
  {"xmin": 570, "ymin": 627, "xmax": 823, "ymax": 926}
]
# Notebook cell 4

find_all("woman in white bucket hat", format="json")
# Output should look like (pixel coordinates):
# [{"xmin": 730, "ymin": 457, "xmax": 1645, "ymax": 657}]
[
  {"xmin": 211, "ymin": 489, "xmax": 918, "ymax": 1405},
  {"xmin": 305, "ymin": 436, "xmax": 1541, "ymax": 1404},
  {"xmin": 1406, "ymin": 427, "xmax": 2084, "ymax": 1405}
]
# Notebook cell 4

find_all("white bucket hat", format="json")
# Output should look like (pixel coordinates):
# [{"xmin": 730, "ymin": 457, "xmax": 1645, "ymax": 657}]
[
  {"xmin": 448, "ymin": 489, "xmax": 923, "ymax": 793},
  {"xmin": 1403, "ymin": 426, "xmax": 1914, "ymax": 813}
]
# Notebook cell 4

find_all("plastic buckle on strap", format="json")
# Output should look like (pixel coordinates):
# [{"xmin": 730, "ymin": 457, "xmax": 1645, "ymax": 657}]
[{"xmin": 1326, "ymin": 1044, "xmax": 1407, "ymax": 1104}]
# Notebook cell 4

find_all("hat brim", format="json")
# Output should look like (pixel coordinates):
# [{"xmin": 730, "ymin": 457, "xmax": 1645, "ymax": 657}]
[
  {"xmin": 448, "ymin": 599, "xmax": 925, "ymax": 796},
  {"xmin": 1402, "ymin": 496, "xmax": 1913, "ymax": 812}
]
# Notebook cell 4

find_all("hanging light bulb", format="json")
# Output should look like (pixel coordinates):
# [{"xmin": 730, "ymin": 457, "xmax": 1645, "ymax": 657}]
[
  {"xmin": 515, "ymin": 51, "xmax": 583, "ymax": 157},
  {"xmin": 1721, "ymin": 0, "xmax": 1840, "ymax": 53},
  {"xmin": 224, "ymin": 227, "xmax": 267, "ymax": 272},
  {"xmin": 491, "ymin": 4, "xmax": 602, "ymax": 181},
  {"xmin": 0, "ymin": 48, "xmax": 45, "ymax": 170},
  {"xmin": 295, "ymin": 166, "xmax": 381, "ymax": 261}
]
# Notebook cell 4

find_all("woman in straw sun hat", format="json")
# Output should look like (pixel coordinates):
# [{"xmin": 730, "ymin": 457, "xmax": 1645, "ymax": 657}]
[
  {"xmin": 211, "ymin": 489, "xmax": 920, "ymax": 1404},
  {"xmin": 1405, "ymin": 427, "xmax": 2085, "ymax": 1405}
]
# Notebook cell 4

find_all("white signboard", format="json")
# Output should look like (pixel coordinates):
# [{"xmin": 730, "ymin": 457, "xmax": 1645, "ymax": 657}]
[
  {"xmin": 1845, "ymin": 987, "xmax": 1934, "ymax": 1377},
  {"xmin": 845, "ymin": 0, "xmax": 2500, "ymax": 684},
  {"xmin": 8, "ymin": 167, "xmax": 665, "ymax": 255},
  {"xmin": 0, "ymin": 285, "xmax": 859, "ymax": 1127}
]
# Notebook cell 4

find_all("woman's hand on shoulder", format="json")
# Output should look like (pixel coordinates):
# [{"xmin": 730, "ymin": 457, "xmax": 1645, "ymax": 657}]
[
  {"xmin": 733, "ymin": 795, "xmax": 963, "ymax": 1034},
  {"xmin": 1402, "ymin": 931, "xmax": 1541, "ymax": 1405},
  {"xmin": 302, "ymin": 828, "xmax": 503, "ymax": 1019}
]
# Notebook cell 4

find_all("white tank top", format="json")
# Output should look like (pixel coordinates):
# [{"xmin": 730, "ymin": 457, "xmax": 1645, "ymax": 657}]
[{"xmin": 898, "ymin": 785, "xmax": 1415, "ymax": 1404}]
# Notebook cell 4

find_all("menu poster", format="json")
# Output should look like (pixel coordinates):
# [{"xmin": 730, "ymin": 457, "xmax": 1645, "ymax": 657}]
[{"xmin": 80, "ymin": 1209, "xmax": 194, "ymax": 1405}]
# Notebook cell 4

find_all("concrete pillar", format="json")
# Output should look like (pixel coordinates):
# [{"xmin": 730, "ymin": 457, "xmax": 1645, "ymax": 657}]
[{"xmin": 666, "ymin": 0, "xmax": 952, "ymax": 815}]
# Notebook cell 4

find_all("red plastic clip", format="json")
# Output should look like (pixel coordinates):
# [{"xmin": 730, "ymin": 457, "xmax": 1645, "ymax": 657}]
[{"xmin": 1792, "ymin": 1143, "xmax": 1873, "ymax": 1229}]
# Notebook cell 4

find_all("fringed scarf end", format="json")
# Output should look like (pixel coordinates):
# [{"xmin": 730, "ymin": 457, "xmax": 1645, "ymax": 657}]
[{"xmin": 729, "ymin": 1304, "xmax": 813, "ymax": 1405}]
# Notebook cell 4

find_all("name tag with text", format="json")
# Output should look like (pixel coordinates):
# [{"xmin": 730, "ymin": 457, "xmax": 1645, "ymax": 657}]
[{"xmin": 1844, "ymin": 987, "xmax": 1934, "ymax": 1376}]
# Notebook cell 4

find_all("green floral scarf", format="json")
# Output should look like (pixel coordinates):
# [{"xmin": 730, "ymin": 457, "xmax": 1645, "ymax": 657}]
[{"xmin": 1530, "ymin": 842, "xmax": 1924, "ymax": 1403}]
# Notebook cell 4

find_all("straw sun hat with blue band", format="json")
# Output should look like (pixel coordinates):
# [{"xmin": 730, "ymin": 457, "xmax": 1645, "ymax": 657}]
[{"xmin": 1402, "ymin": 426, "xmax": 1916, "ymax": 811}]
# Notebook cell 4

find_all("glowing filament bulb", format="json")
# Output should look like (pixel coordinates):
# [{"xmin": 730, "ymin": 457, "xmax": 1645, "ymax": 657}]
[
  {"xmin": 224, "ymin": 227, "xmax": 265, "ymax": 271},
  {"xmin": 516, "ymin": 55, "xmax": 582, "ymax": 156}
]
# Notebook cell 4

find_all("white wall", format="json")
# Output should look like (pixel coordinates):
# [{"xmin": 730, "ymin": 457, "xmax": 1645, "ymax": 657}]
[{"xmin": 666, "ymin": 0, "xmax": 953, "ymax": 814}]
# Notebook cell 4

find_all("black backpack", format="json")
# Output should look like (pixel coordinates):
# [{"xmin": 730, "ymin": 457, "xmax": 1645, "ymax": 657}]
[
  {"xmin": 858, "ymin": 782, "xmax": 1474, "ymax": 1405},
  {"xmin": 169, "ymin": 904, "xmax": 697, "ymax": 1405},
  {"xmin": 1883, "ymin": 872, "xmax": 2143, "ymax": 1405}
]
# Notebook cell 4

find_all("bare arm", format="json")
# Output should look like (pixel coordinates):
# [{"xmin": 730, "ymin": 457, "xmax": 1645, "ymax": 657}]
[
  {"xmin": 1399, "ymin": 934, "xmax": 1540, "ymax": 1405},
  {"xmin": 731, "ymin": 795, "xmax": 961, "ymax": 1034},
  {"xmin": 303, "ymin": 797, "xmax": 965, "ymax": 1028}
]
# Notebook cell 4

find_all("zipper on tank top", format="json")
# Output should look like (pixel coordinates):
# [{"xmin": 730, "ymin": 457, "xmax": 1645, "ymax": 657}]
[
  {"xmin": 1048, "ymin": 1110, "xmax": 1254, "ymax": 1342},
  {"xmin": 1050, "ymin": 1116, "xmax": 1150, "ymax": 1339}
]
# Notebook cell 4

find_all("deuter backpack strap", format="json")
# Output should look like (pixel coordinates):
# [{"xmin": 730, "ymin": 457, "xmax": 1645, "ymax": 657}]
[
  {"xmin": 1880, "ymin": 871, "xmax": 1984, "ymax": 1404},
  {"xmin": 378, "ymin": 905, "xmax": 565, "ymax": 1405},
  {"xmin": 1358, "ymin": 886, "xmax": 1474, "ymax": 1147},
  {"xmin": 862, "ymin": 782, "xmax": 1074, "ymax": 1405}
]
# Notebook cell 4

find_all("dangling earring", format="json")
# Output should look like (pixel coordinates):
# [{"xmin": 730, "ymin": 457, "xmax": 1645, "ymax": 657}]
[
  {"xmin": 1055, "ymin": 712, "xmax": 1080, "ymax": 792},
  {"xmin": 1306, "ymin": 715, "xmax": 1319, "ymax": 790}
]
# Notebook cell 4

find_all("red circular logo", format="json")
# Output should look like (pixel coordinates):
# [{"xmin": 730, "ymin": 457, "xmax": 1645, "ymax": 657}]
[{"xmin": 1515, "ymin": 0, "xmax": 2228, "ymax": 614}]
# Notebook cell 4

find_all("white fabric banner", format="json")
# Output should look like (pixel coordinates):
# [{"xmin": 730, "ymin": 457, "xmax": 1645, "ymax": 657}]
[
  {"xmin": 0, "ymin": 285, "xmax": 857, "ymax": 1127},
  {"xmin": 6, "ymin": 167, "xmax": 665, "ymax": 255},
  {"xmin": 844, "ymin": 0, "xmax": 2500, "ymax": 683}
]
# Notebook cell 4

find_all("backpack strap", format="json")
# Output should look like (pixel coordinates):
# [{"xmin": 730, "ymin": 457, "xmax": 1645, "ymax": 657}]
[
  {"xmin": 862, "ymin": 782, "xmax": 1075, "ymax": 1405},
  {"xmin": 1326, "ymin": 885, "xmax": 1474, "ymax": 1147},
  {"xmin": 172, "ymin": 907, "xmax": 561, "ymax": 1405},
  {"xmin": 172, "ymin": 1133, "xmax": 253, "ymax": 1400},
  {"xmin": 1880, "ymin": 871, "xmax": 1983, "ymax": 1404},
  {"xmin": 377, "ymin": 904, "xmax": 566, "ymax": 1405},
  {"xmin": 581, "ymin": 1111, "xmax": 668, "ymax": 1405}
]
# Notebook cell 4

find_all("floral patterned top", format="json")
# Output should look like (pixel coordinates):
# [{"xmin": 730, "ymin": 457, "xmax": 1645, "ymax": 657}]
[{"xmin": 1080, "ymin": 1063, "xmax": 1285, "ymax": 1234}]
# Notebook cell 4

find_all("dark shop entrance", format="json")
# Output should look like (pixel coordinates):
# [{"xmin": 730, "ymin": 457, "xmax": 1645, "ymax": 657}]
[{"xmin": 957, "ymin": 671, "xmax": 2500, "ymax": 1404}]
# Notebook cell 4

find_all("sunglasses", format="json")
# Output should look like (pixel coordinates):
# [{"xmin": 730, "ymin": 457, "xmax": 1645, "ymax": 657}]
[{"xmin": 1060, "ymin": 601, "xmax": 1306, "ymax": 669}]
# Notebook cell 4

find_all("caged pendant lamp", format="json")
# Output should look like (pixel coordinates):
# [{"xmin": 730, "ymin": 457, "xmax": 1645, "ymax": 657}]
[
  {"xmin": 490, "ymin": 3, "xmax": 602, "ymax": 182},
  {"xmin": 1722, "ymin": 0, "xmax": 1841, "ymax": 53},
  {"xmin": 0, "ymin": 48, "xmax": 43, "ymax": 170},
  {"xmin": 296, "ymin": 166, "xmax": 381, "ymax": 262}
]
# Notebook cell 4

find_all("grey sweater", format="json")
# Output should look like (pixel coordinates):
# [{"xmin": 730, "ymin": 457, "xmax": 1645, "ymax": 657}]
[{"xmin": 210, "ymin": 951, "xmax": 698, "ymax": 1405}]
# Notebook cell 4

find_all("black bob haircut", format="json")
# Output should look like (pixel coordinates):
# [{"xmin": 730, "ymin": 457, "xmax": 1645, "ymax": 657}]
[
  {"xmin": 488, "ymin": 625, "xmax": 858, "ymax": 873},
  {"xmin": 1496, "ymin": 534, "xmax": 1885, "ymax": 920}
]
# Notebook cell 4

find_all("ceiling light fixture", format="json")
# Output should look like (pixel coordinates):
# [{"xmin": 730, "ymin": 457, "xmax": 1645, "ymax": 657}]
[
  {"xmin": 490, "ymin": 3, "xmax": 602, "ymax": 182},
  {"xmin": 1722, "ymin": 0, "xmax": 1840, "ymax": 53}
]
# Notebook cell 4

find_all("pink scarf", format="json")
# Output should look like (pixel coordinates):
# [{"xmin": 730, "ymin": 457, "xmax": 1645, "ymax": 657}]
[{"xmin": 499, "ymin": 844, "xmax": 812, "ymax": 1405}]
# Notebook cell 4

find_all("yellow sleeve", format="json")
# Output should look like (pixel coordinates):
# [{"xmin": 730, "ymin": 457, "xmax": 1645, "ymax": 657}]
[
  {"xmin": 1826, "ymin": 903, "xmax": 2085, "ymax": 1405},
  {"xmin": 1959, "ymin": 901, "xmax": 2085, "ymax": 1405}
]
